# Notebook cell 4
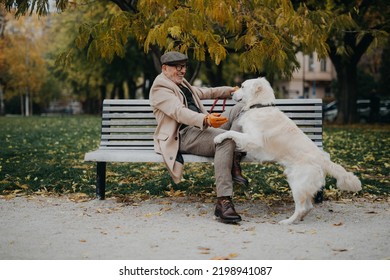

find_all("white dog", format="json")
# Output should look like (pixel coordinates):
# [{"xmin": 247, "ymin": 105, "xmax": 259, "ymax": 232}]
[{"xmin": 214, "ymin": 77, "xmax": 362, "ymax": 224}]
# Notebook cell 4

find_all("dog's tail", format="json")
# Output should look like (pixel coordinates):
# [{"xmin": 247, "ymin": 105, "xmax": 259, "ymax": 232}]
[{"xmin": 323, "ymin": 158, "xmax": 362, "ymax": 192}]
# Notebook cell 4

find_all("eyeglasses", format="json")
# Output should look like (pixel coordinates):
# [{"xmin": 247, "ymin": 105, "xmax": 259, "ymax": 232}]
[{"xmin": 167, "ymin": 64, "xmax": 187, "ymax": 71}]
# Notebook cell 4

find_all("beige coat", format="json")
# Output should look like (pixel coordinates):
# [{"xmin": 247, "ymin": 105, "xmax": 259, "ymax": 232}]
[{"xmin": 149, "ymin": 73, "xmax": 232, "ymax": 183}]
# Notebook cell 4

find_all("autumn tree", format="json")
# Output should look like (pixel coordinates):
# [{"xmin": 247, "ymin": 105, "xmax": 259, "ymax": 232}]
[
  {"xmin": 296, "ymin": 0, "xmax": 390, "ymax": 123},
  {"xmin": 46, "ymin": 2, "xmax": 157, "ymax": 112},
  {"xmin": 0, "ymin": 12, "xmax": 47, "ymax": 115}
]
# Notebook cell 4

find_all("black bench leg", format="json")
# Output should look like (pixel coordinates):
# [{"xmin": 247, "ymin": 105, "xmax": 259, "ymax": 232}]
[
  {"xmin": 96, "ymin": 162, "xmax": 106, "ymax": 200},
  {"xmin": 314, "ymin": 186, "xmax": 324, "ymax": 204}
]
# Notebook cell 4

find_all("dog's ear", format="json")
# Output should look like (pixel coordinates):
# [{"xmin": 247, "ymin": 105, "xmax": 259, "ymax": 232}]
[
  {"xmin": 254, "ymin": 84, "xmax": 263, "ymax": 95},
  {"xmin": 254, "ymin": 81, "xmax": 263, "ymax": 94}
]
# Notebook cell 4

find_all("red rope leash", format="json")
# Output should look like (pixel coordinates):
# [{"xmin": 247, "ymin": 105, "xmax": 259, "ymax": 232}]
[{"xmin": 209, "ymin": 98, "xmax": 227, "ymax": 113}]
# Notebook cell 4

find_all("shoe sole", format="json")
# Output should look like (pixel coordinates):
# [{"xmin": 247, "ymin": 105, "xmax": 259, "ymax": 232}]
[
  {"xmin": 214, "ymin": 214, "xmax": 242, "ymax": 224},
  {"xmin": 232, "ymin": 177, "xmax": 248, "ymax": 186}
]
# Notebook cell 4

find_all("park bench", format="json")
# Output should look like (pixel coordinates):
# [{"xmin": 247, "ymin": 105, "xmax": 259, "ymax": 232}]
[{"xmin": 84, "ymin": 98, "xmax": 323, "ymax": 200}]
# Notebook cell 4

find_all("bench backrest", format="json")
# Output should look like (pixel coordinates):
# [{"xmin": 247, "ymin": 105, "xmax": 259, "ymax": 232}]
[{"xmin": 99, "ymin": 99, "xmax": 323, "ymax": 150}]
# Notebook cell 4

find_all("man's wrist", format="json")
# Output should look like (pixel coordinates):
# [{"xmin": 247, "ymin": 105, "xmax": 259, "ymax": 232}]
[{"xmin": 203, "ymin": 115, "xmax": 210, "ymax": 128}]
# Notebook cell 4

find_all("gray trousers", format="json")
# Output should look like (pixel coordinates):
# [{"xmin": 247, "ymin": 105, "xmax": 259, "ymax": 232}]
[{"xmin": 179, "ymin": 103, "xmax": 244, "ymax": 197}]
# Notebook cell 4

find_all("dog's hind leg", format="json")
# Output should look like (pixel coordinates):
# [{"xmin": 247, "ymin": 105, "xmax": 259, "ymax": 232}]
[
  {"xmin": 279, "ymin": 192, "xmax": 314, "ymax": 225},
  {"xmin": 279, "ymin": 192, "xmax": 307, "ymax": 225},
  {"xmin": 300, "ymin": 197, "xmax": 314, "ymax": 220},
  {"xmin": 278, "ymin": 169, "xmax": 317, "ymax": 225}
]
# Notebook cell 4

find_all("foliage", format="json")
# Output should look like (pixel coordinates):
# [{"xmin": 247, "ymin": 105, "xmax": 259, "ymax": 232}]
[
  {"xmin": 0, "ymin": 12, "xmax": 47, "ymax": 104},
  {"xmin": 84, "ymin": 0, "xmax": 332, "ymax": 78},
  {"xmin": 0, "ymin": 117, "xmax": 389, "ymax": 203},
  {"xmin": 1, "ymin": 0, "xmax": 333, "ymax": 78},
  {"xmin": 48, "ymin": 2, "xmax": 156, "ymax": 106},
  {"xmin": 1, "ymin": 0, "xmax": 390, "ymax": 122}
]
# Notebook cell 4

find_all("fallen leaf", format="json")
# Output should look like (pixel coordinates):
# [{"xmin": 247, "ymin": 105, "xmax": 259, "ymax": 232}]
[
  {"xmin": 144, "ymin": 212, "xmax": 162, "ymax": 217},
  {"xmin": 228, "ymin": 253, "xmax": 239, "ymax": 258},
  {"xmin": 211, "ymin": 256, "xmax": 229, "ymax": 260},
  {"xmin": 158, "ymin": 201, "xmax": 172, "ymax": 205},
  {"xmin": 332, "ymin": 248, "xmax": 348, "ymax": 252},
  {"xmin": 20, "ymin": 184, "xmax": 29, "ymax": 190},
  {"xmin": 198, "ymin": 246, "xmax": 210, "ymax": 251}
]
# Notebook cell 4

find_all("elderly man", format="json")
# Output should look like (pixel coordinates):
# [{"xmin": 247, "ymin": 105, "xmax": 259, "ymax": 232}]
[{"xmin": 149, "ymin": 51, "xmax": 248, "ymax": 223}]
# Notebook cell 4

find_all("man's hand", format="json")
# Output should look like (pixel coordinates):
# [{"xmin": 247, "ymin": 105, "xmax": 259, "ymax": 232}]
[
  {"xmin": 230, "ymin": 86, "xmax": 239, "ymax": 96},
  {"xmin": 205, "ymin": 113, "xmax": 228, "ymax": 128}
]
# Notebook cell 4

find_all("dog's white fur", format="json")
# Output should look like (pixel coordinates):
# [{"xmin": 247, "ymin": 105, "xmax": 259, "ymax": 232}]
[{"xmin": 214, "ymin": 77, "xmax": 362, "ymax": 224}]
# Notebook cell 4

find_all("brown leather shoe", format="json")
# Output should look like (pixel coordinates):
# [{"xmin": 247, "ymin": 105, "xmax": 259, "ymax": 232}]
[
  {"xmin": 215, "ymin": 197, "xmax": 242, "ymax": 223},
  {"xmin": 232, "ymin": 153, "xmax": 249, "ymax": 186}
]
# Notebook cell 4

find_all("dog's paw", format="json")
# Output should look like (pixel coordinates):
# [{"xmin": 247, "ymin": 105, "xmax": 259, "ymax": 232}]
[
  {"xmin": 278, "ymin": 218, "xmax": 295, "ymax": 225},
  {"xmin": 278, "ymin": 220, "xmax": 290, "ymax": 225},
  {"xmin": 214, "ymin": 134, "xmax": 228, "ymax": 144}
]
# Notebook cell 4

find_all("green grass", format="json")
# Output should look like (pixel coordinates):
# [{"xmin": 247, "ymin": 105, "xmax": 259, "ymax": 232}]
[{"xmin": 0, "ymin": 116, "xmax": 389, "ymax": 202}]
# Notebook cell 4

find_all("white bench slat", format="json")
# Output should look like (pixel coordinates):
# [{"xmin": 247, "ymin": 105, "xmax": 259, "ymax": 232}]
[
  {"xmin": 102, "ymin": 120, "xmax": 157, "ymax": 126},
  {"xmin": 102, "ymin": 113, "xmax": 155, "ymax": 118},
  {"xmin": 292, "ymin": 120, "xmax": 322, "ymax": 125},
  {"xmin": 102, "ymin": 127, "xmax": 155, "ymax": 133},
  {"xmin": 96, "ymin": 146, "xmax": 155, "ymax": 150},
  {"xmin": 103, "ymin": 106, "xmax": 155, "ymax": 112},
  {"xmin": 101, "ymin": 135, "xmax": 154, "ymax": 140},
  {"xmin": 300, "ymin": 127, "xmax": 322, "ymax": 133},
  {"xmin": 100, "ymin": 141, "xmax": 154, "ymax": 146},
  {"xmin": 283, "ymin": 112, "xmax": 322, "ymax": 118},
  {"xmin": 84, "ymin": 150, "xmax": 215, "ymax": 162}
]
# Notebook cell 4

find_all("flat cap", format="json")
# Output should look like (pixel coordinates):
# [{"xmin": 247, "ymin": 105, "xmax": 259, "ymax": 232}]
[{"xmin": 160, "ymin": 51, "xmax": 188, "ymax": 65}]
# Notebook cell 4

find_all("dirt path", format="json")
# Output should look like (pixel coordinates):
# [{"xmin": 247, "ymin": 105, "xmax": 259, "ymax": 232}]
[{"xmin": 1, "ymin": 195, "xmax": 389, "ymax": 260}]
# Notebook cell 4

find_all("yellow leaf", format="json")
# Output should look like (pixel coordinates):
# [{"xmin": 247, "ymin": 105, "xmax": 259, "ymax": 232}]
[{"xmin": 228, "ymin": 253, "xmax": 239, "ymax": 258}]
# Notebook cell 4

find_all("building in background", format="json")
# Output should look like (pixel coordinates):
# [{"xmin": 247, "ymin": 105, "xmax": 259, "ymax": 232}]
[{"xmin": 274, "ymin": 52, "xmax": 336, "ymax": 101}]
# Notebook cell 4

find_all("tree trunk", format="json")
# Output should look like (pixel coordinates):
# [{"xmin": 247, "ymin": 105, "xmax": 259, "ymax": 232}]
[
  {"xmin": 328, "ymin": 29, "xmax": 374, "ymax": 124},
  {"xmin": 334, "ymin": 61, "xmax": 359, "ymax": 124},
  {"xmin": 0, "ymin": 87, "xmax": 4, "ymax": 116},
  {"xmin": 99, "ymin": 85, "xmax": 107, "ymax": 100},
  {"xmin": 99, "ymin": 85, "xmax": 107, "ymax": 113},
  {"xmin": 205, "ymin": 59, "xmax": 224, "ymax": 86},
  {"xmin": 110, "ymin": 84, "xmax": 117, "ymax": 99},
  {"xmin": 127, "ymin": 78, "xmax": 136, "ymax": 99},
  {"xmin": 118, "ymin": 82, "xmax": 125, "ymax": 99}
]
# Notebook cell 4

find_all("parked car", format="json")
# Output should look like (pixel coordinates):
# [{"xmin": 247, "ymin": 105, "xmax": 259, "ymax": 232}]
[
  {"xmin": 356, "ymin": 99, "xmax": 371, "ymax": 123},
  {"xmin": 323, "ymin": 101, "xmax": 338, "ymax": 122},
  {"xmin": 323, "ymin": 99, "xmax": 390, "ymax": 123},
  {"xmin": 379, "ymin": 100, "xmax": 390, "ymax": 122}
]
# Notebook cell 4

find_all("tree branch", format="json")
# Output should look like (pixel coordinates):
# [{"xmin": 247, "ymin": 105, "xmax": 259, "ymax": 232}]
[{"xmin": 109, "ymin": 0, "xmax": 138, "ymax": 13}]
